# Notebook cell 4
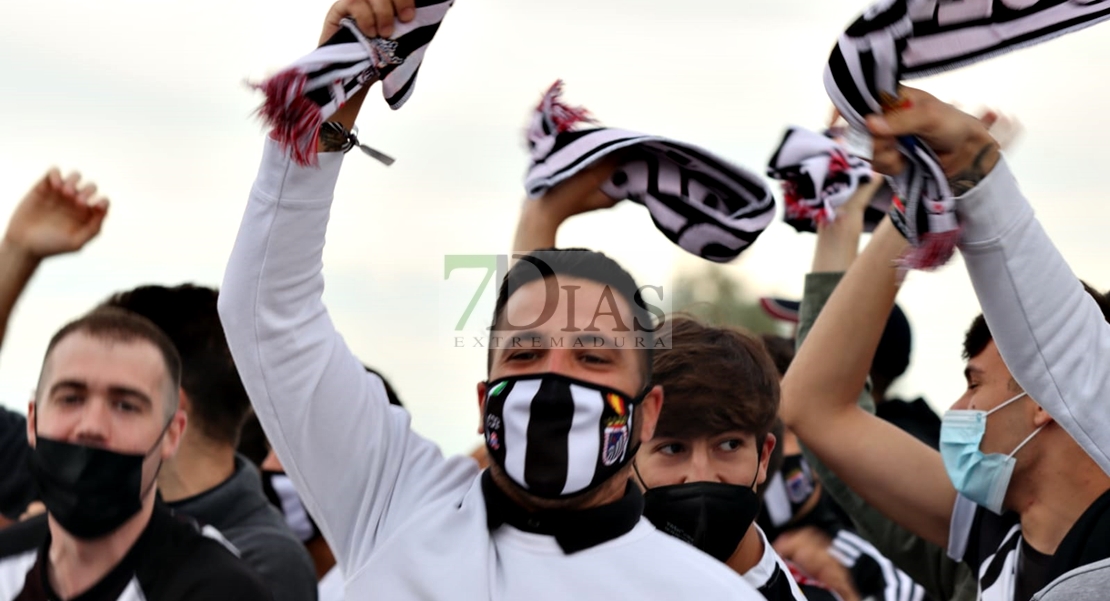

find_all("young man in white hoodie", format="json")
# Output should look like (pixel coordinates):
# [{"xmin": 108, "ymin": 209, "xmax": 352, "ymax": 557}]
[
  {"xmin": 782, "ymin": 87, "xmax": 1110, "ymax": 601},
  {"xmin": 217, "ymin": 1, "xmax": 761, "ymax": 598}
]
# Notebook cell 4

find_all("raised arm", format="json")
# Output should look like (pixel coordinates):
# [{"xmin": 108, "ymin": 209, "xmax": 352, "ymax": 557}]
[
  {"xmin": 867, "ymin": 88, "xmax": 1110, "ymax": 476},
  {"xmin": 217, "ymin": 0, "xmax": 473, "ymax": 575},
  {"xmin": 0, "ymin": 169, "xmax": 107, "ymax": 346},
  {"xmin": 780, "ymin": 215, "xmax": 956, "ymax": 549}
]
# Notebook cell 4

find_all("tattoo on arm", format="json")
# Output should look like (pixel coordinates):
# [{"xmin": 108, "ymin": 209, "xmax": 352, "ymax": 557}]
[{"xmin": 948, "ymin": 141, "xmax": 1000, "ymax": 196}]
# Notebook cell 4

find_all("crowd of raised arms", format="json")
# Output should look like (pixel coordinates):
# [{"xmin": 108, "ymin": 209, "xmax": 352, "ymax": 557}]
[{"xmin": 1, "ymin": 0, "xmax": 1108, "ymax": 600}]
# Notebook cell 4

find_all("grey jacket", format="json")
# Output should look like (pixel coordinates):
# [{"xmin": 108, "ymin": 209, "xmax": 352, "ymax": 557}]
[{"xmin": 168, "ymin": 454, "xmax": 318, "ymax": 601}]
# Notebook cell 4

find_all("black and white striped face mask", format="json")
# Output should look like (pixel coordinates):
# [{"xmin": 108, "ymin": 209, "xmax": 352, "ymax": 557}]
[{"xmin": 482, "ymin": 373, "xmax": 646, "ymax": 499}]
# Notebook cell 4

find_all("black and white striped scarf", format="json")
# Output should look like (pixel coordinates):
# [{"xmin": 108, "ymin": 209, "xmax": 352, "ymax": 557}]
[
  {"xmin": 824, "ymin": 0, "xmax": 1110, "ymax": 269},
  {"xmin": 767, "ymin": 126, "xmax": 892, "ymax": 233},
  {"xmin": 524, "ymin": 82, "xmax": 776, "ymax": 264},
  {"xmin": 253, "ymin": 0, "xmax": 454, "ymax": 166}
]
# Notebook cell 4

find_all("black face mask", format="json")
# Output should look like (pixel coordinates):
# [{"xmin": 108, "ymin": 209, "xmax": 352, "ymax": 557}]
[
  {"xmin": 28, "ymin": 418, "xmax": 170, "ymax": 540},
  {"xmin": 637, "ymin": 449, "xmax": 762, "ymax": 562}
]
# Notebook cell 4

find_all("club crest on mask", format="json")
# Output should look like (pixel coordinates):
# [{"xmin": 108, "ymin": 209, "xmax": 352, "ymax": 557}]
[{"xmin": 602, "ymin": 406, "xmax": 633, "ymax": 467}]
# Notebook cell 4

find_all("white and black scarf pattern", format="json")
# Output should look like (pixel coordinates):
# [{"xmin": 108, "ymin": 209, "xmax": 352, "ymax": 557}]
[
  {"xmin": 824, "ymin": 0, "xmax": 1110, "ymax": 269},
  {"xmin": 767, "ymin": 126, "xmax": 892, "ymax": 233},
  {"xmin": 524, "ymin": 82, "xmax": 776, "ymax": 264},
  {"xmin": 253, "ymin": 0, "xmax": 454, "ymax": 166}
]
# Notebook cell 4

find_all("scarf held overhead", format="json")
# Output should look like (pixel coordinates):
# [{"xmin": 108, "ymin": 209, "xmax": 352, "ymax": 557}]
[
  {"xmin": 254, "ymin": 0, "xmax": 455, "ymax": 166},
  {"xmin": 824, "ymin": 0, "xmax": 1110, "ymax": 269},
  {"xmin": 767, "ymin": 126, "xmax": 893, "ymax": 233},
  {"xmin": 524, "ymin": 81, "xmax": 776, "ymax": 264}
]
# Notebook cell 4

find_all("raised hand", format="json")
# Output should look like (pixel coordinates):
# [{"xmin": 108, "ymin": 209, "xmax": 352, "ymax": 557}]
[
  {"xmin": 5, "ymin": 169, "xmax": 108, "ymax": 260},
  {"xmin": 866, "ymin": 87, "xmax": 999, "ymax": 186},
  {"xmin": 512, "ymin": 157, "xmax": 623, "ymax": 254},
  {"xmin": 320, "ymin": 0, "xmax": 416, "ymax": 44}
]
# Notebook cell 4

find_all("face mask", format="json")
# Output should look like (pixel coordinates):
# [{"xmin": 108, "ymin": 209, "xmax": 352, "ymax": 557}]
[
  {"xmin": 779, "ymin": 454, "xmax": 817, "ymax": 518},
  {"xmin": 483, "ymin": 373, "xmax": 645, "ymax": 499},
  {"xmin": 636, "ymin": 448, "xmax": 762, "ymax": 562},
  {"xmin": 262, "ymin": 471, "xmax": 321, "ymax": 543},
  {"xmin": 940, "ymin": 392, "xmax": 1045, "ymax": 515},
  {"xmin": 28, "ymin": 417, "xmax": 171, "ymax": 540}
]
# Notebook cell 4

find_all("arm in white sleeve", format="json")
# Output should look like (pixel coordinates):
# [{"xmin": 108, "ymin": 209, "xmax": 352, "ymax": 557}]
[
  {"xmin": 957, "ymin": 157, "xmax": 1110, "ymax": 475},
  {"xmin": 218, "ymin": 139, "xmax": 478, "ymax": 575}
]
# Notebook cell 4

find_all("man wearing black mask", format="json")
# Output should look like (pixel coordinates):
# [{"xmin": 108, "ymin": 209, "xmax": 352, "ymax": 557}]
[
  {"xmin": 216, "ymin": 1, "xmax": 761, "ymax": 598},
  {"xmin": 0, "ymin": 171, "xmax": 269, "ymax": 600}
]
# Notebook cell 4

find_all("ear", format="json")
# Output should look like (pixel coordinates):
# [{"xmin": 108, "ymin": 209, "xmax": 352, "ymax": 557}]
[
  {"xmin": 1031, "ymin": 401, "xmax": 1054, "ymax": 429},
  {"xmin": 160, "ymin": 409, "xmax": 188, "ymax": 461},
  {"xmin": 638, "ymin": 385, "xmax": 665, "ymax": 443},
  {"xmin": 757, "ymin": 432, "xmax": 777, "ymax": 487},
  {"xmin": 476, "ymin": 381, "xmax": 488, "ymax": 435},
  {"xmin": 26, "ymin": 400, "xmax": 35, "ymax": 449},
  {"xmin": 177, "ymin": 388, "xmax": 192, "ymax": 415},
  {"xmin": 261, "ymin": 448, "xmax": 284, "ymax": 472}
]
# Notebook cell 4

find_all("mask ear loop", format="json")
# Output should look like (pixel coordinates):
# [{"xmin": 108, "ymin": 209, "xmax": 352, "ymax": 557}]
[
  {"xmin": 140, "ymin": 415, "xmax": 177, "ymax": 500},
  {"xmin": 750, "ymin": 438, "xmax": 764, "ymax": 490},
  {"xmin": 632, "ymin": 459, "xmax": 651, "ymax": 491}
]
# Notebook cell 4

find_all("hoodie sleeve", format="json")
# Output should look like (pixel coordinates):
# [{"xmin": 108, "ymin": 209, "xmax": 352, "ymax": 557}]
[
  {"xmin": 217, "ymin": 138, "xmax": 479, "ymax": 577},
  {"xmin": 956, "ymin": 158, "xmax": 1110, "ymax": 477}
]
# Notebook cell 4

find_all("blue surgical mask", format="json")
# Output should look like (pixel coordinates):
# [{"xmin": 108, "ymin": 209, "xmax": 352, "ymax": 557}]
[{"xmin": 940, "ymin": 392, "xmax": 1044, "ymax": 515}]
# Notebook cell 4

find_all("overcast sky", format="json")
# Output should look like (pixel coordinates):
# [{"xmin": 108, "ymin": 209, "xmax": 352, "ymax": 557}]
[{"xmin": 1, "ymin": 0, "xmax": 1107, "ymax": 456}]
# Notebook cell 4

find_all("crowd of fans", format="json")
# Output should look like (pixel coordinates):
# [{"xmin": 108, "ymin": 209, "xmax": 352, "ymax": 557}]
[{"xmin": 1, "ymin": 0, "xmax": 1109, "ymax": 600}]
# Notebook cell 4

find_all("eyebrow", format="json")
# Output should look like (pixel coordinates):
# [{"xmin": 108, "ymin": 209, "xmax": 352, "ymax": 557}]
[
  {"xmin": 48, "ymin": 380, "xmax": 153, "ymax": 408},
  {"xmin": 964, "ymin": 366, "xmax": 984, "ymax": 380}
]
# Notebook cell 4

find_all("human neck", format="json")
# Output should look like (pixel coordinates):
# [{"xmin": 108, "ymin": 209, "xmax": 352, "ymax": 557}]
[
  {"xmin": 490, "ymin": 466, "xmax": 627, "ymax": 512},
  {"xmin": 725, "ymin": 522, "xmax": 764, "ymax": 576},
  {"xmin": 157, "ymin": 433, "xmax": 236, "ymax": 503},
  {"xmin": 1015, "ymin": 442, "xmax": 1110, "ymax": 555},
  {"xmin": 46, "ymin": 498, "xmax": 153, "ymax": 599}
]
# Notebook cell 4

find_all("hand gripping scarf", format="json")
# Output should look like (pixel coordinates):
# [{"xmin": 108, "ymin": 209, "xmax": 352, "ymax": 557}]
[
  {"xmin": 524, "ymin": 81, "xmax": 776, "ymax": 264},
  {"xmin": 253, "ymin": 0, "xmax": 455, "ymax": 166},
  {"xmin": 767, "ymin": 126, "xmax": 893, "ymax": 233},
  {"xmin": 824, "ymin": 0, "xmax": 1110, "ymax": 269}
]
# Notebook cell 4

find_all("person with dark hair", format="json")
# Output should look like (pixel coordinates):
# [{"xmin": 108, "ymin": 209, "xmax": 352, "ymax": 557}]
[
  {"xmin": 216, "ymin": 2, "xmax": 760, "ymax": 599},
  {"xmin": 783, "ymin": 87, "xmax": 1110, "ymax": 601},
  {"xmin": 102, "ymin": 284, "xmax": 317, "ymax": 601},
  {"xmin": 0, "ymin": 171, "xmax": 270, "ymax": 600},
  {"xmin": 628, "ymin": 315, "xmax": 813, "ymax": 600}
]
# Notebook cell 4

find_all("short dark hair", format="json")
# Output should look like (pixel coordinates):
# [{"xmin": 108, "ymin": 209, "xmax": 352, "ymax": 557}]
[
  {"xmin": 41, "ymin": 307, "xmax": 182, "ymax": 420},
  {"xmin": 101, "ymin": 284, "xmax": 247, "ymax": 446},
  {"xmin": 487, "ymin": 248, "xmax": 655, "ymax": 386},
  {"xmin": 964, "ymin": 281, "xmax": 1110, "ymax": 360},
  {"xmin": 760, "ymin": 334, "xmax": 795, "ymax": 378},
  {"xmin": 651, "ymin": 315, "xmax": 780, "ymax": 441}
]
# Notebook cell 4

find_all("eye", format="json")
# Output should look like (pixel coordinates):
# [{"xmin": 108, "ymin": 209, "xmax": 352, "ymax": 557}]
[
  {"xmin": 112, "ymin": 399, "xmax": 142, "ymax": 414},
  {"xmin": 657, "ymin": 442, "xmax": 685, "ymax": 456},
  {"xmin": 507, "ymin": 351, "xmax": 538, "ymax": 362},
  {"xmin": 581, "ymin": 353, "xmax": 611, "ymax": 365},
  {"xmin": 59, "ymin": 394, "xmax": 84, "ymax": 405},
  {"xmin": 718, "ymin": 439, "xmax": 742, "ymax": 452}
]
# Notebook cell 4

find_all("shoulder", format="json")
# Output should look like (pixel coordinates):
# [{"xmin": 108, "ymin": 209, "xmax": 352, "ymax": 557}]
[
  {"xmin": 1038, "ymin": 558, "xmax": 1110, "ymax": 601},
  {"xmin": 0, "ymin": 514, "xmax": 46, "ymax": 558},
  {"xmin": 634, "ymin": 526, "xmax": 759, "ymax": 597},
  {"xmin": 137, "ymin": 510, "xmax": 273, "ymax": 601},
  {"xmin": 225, "ymin": 524, "xmax": 316, "ymax": 591}
]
